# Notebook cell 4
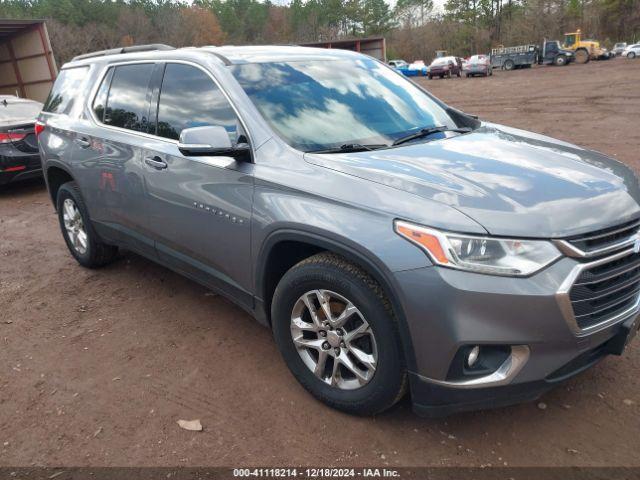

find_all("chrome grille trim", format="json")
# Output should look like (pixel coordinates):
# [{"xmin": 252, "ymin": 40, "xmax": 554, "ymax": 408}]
[
  {"xmin": 578, "ymin": 219, "xmax": 640, "ymax": 242},
  {"xmin": 554, "ymin": 218, "xmax": 640, "ymax": 258},
  {"xmin": 556, "ymin": 246, "xmax": 640, "ymax": 336}
]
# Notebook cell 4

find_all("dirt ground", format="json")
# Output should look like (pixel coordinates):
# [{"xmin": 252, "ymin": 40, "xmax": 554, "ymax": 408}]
[{"xmin": 1, "ymin": 59, "xmax": 639, "ymax": 469}]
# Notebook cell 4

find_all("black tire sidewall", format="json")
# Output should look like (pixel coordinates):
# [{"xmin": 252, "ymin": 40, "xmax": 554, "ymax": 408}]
[
  {"xmin": 56, "ymin": 183, "xmax": 97, "ymax": 267},
  {"xmin": 272, "ymin": 260, "xmax": 404, "ymax": 414}
]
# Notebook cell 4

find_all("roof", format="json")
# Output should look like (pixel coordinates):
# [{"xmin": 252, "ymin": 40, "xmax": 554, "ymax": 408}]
[
  {"xmin": 0, "ymin": 18, "xmax": 45, "ymax": 41},
  {"xmin": 68, "ymin": 44, "xmax": 363, "ymax": 67}
]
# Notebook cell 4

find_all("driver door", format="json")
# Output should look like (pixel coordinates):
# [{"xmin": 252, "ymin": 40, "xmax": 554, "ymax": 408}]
[{"xmin": 140, "ymin": 62, "xmax": 254, "ymax": 307}]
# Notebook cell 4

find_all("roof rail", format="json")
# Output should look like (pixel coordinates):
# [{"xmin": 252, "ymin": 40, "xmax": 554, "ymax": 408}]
[{"xmin": 72, "ymin": 44, "xmax": 175, "ymax": 62}]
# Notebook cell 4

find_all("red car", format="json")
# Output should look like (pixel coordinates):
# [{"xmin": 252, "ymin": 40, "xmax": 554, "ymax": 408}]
[{"xmin": 427, "ymin": 57, "xmax": 462, "ymax": 79}]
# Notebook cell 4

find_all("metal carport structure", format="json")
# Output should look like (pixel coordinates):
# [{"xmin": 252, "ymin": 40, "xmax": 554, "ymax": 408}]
[{"xmin": 0, "ymin": 19, "xmax": 57, "ymax": 102}]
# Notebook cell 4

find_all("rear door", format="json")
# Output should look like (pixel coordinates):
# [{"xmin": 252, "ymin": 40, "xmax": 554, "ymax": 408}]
[
  {"xmin": 72, "ymin": 62, "xmax": 162, "ymax": 256},
  {"xmin": 139, "ymin": 62, "xmax": 254, "ymax": 306}
]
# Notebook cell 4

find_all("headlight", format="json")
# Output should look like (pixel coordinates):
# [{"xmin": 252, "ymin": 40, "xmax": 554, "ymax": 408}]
[{"xmin": 395, "ymin": 220, "xmax": 561, "ymax": 276}]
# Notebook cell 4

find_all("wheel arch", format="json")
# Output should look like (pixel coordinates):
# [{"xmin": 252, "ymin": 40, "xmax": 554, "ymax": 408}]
[
  {"xmin": 44, "ymin": 161, "xmax": 76, "ymax": 209},
  {"xmin": 255, "ymin": 229, "xmax": 418, "ymax": 372}
]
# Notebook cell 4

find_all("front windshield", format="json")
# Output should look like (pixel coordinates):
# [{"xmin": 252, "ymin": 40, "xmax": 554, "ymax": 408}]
[
  {"xmin": 231, "ymin": 58, "xmax": 455, "ymax": 152},
  {"xmin": 431, "ymin": 58, "xmax": 448, "ymax": 66}
]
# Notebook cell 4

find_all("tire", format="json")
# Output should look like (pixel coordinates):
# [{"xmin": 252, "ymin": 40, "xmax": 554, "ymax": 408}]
[
  {"xmin": 56, "ymin": 181, "xmax": 118, "ymax": 268},
  {"xmin": 271, "ymin": 252, "xmax": 407, "ymax": 416},
  {"xmin": 575, "ymin": 49, "xmax": 590, "ymax": 63},
  {"xmin": 629, "ymin": 52, "xmax": 636, "ymax": 59},
  {"xmin": 428, "ymin": 74, "xmax": 432, "ymax": 79},
  {"xmin": 503, "ymin": 60, "xmax": 514, "ymax": 71},
  {"xmin": 457, "ymin": 71, "xmax": 461, "ymax": 77},
  {"xmin": 554, "ymin": 55, "xmax": 567, "ymax": 66},
  {"xmin": 466, "ymin": 73, "xmax": 470, "ymax": 78}
]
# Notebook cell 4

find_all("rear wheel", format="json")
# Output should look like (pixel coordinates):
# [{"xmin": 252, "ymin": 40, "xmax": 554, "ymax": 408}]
[
  {"xmin": 56, "ymin": 182, "xmax": 118, "ymax": 268},
  {"xmin": 271, "ymin": 253, "xmax": 406, "ymax": 415},
  {"xmin": 629, "ymin": 51, "xmax": 636, "ymax": 59},
  {"xmin": 503, "ymin": 60, "xmax": 515, "ymax": 71}
]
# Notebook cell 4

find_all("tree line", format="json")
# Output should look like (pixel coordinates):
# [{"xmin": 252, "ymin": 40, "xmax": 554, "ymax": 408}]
[{"xmin": 1, "ymin": 0, "xmax": 638, "ymax": 65}]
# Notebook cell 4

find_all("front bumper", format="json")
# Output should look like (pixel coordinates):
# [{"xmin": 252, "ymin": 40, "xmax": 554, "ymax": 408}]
[{"xmin": 393, "ymin": 257, "xmax": 640, "ymax": 416}]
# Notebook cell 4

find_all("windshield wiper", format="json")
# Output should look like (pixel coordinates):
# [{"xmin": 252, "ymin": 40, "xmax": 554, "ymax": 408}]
[
  {"xmin": 392, "ymin": 126, "xmax": 472, "ymax": 146},
  {"xmin": 309, "ymin": 143, "xmax": 389, "ymax": 154}
]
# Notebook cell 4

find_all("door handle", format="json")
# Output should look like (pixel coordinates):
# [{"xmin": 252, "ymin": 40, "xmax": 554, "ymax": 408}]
[
  {"xmin": 75, "ymin": 137, "xmax": 91, "ymax": 148},
  {"xmin": 144, "ymin": 156, "xmax": 168, "ymax": 170}
]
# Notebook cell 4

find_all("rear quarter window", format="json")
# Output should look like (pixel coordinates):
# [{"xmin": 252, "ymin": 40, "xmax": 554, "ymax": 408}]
[{"xmin": 42, "ymin": 66, "xmax": 89, "ymax": 115}]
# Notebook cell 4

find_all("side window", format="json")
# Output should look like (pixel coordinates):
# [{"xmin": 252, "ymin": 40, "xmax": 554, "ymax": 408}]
[
  {"xmin": 43, "ymin": 66, "xmax": 89, "ymax": 115},
  {"xmin": 156, "ymin": 63, "xmax": 238, "ymax": 142},
  {"xmin": 104, "ymin": 64, "xmax": 154, "ymax": 133},
  {"xmin": 92, "ymin": 67, "xmax": 114, "ymax": 122}
]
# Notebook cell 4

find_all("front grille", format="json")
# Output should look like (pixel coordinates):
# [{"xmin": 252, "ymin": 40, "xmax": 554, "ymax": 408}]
[
  {"xmin": 565, "ymin": 218, "xmax": 640, "ymax": 255},
  {"xmin": 569, "ymin": 251, "xmax": 640, "ymax": 329}
]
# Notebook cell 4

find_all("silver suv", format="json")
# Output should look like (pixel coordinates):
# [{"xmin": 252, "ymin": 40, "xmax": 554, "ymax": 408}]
[{"xmin": 38, "ymin": 44, "xmax": 640, "ymax": 416}]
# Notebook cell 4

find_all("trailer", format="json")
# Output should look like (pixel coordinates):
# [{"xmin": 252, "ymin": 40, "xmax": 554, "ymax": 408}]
[
  {"xmin": 0, "ymin": 19, "xmax": 57, "ymax": 102},
  {"xmin": 490, "ymin": 44, "xmax": 538, "ymax": 70}
]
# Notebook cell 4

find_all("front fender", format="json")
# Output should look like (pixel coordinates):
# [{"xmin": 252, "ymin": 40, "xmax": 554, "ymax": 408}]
[{"xmin": 255, "ymin": 227, "xmax": 422, "ymax": 372}]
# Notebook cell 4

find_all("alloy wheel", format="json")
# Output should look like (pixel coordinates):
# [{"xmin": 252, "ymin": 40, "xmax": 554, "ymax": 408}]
[
  {"xmin": 62, "ymin": 198, "xmax": 88, "ymax": 255},
  {"xmin": 290, "ymin": 289, "xmax": 378, "ymax": 390}
]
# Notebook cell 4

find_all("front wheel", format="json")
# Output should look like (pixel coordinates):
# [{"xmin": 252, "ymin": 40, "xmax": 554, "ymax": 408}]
[
  {"xmin": 271, "ymin": 253, "xmax": 407, "ymax": 416},
  {"xmin": 554, "ymin": 55, "xmax": 567, "ymax": 66},
  {"xmin": 629, "ymin": 52, "xmax": 636, "ymax": 59},
  {"xmin": 575, "ymin": 49, "xmax": 590, "ymax": 63}
]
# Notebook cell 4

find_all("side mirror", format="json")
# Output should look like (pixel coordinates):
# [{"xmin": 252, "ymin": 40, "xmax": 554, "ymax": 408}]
[{"xmin": 178, "ymin": 125, "xmax": 250, "ymax": 159}]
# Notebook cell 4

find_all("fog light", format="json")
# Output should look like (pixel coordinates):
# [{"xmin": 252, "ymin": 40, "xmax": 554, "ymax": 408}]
[{"xmin": 467, "ymin": 345, "xmax": 480, "ymax": 367}]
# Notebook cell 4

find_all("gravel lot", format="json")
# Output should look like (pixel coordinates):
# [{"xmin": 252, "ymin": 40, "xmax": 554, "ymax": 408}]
[{"xmin": 1, "ymin": 59, "xmax": 639, "ymax": 468}]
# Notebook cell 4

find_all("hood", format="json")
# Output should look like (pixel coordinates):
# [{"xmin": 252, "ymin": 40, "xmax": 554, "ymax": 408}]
[{"xmin": 305, "ymin": 124, "xmax": 640, "ymax": 238}]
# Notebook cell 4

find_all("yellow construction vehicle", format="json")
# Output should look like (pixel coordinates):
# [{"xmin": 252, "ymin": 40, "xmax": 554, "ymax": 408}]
[{"xmin": 563, "ymin": 29, "xmax": 612, "ymax": 63}]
